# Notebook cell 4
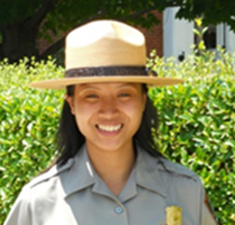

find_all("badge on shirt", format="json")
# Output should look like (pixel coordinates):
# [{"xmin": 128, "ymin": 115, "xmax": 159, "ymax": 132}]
[{"xmin": 165, "ymin": 206, "xmax": 182, "ymax": 225}]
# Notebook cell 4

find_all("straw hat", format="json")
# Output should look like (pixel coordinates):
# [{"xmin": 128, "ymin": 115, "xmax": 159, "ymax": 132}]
[{"xmin": 30, "ymin": 20, "xmax": 183, "ymax": 89}]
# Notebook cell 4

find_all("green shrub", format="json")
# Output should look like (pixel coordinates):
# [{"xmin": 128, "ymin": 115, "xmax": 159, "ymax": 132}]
[
  {"xmin": 0, "ymin": 51, "xmax": 234, "ymax": 224},
  {"xmin": 0, "ymin": 58, "xmax": 64, "ymax": 222}
]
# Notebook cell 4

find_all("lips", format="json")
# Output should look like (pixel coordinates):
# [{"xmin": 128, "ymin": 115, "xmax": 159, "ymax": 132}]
[{"xmin": 97, "ymin": 124, "xmax": 122, "ymax": 132}]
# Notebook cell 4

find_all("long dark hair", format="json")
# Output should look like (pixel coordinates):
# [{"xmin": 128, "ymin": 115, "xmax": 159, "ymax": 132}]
[{"xmin": 56, "ymin": 84, "xmax": 162, "ymax": 166}]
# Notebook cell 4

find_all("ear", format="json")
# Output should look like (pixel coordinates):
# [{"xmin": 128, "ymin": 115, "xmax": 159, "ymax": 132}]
[{"xmin": 65, "ymin": 93, "xmax": 75, "ymax": 115}]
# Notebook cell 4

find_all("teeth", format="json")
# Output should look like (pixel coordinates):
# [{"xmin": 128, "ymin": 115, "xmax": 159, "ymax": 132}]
[{"xmin": 98, "ymin": 124, "xmax": 122, "ymax": 132}]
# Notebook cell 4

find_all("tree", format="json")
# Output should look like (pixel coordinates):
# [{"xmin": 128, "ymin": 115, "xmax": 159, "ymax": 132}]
[{"xmin": 0, "ymin": 0, "xmax": 235, "ymax": 62}]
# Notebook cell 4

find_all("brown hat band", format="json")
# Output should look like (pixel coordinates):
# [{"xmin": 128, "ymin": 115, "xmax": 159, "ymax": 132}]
[{"xmin": 65, "ymin": 66, "xmax": 150, "ymax": 77}]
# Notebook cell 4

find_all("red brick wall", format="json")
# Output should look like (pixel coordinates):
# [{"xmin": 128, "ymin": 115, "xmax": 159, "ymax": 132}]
[
  {"xmin": 137, "ymin": 11, "xmax": 163, "ymax": 57},
  {"xmin": 38, "ymin": 11, "xmax": 163, "ymax": 57}
]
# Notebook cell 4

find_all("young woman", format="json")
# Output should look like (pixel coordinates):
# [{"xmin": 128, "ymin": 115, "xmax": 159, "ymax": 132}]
[{"xmin": 4, "ymin": 20, "xmax": 217, "ymax": 225}]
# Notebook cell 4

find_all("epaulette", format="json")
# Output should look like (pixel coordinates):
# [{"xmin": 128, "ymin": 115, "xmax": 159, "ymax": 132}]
[
  {"xmin": 27, "ymin": 158, "xmax": 74, "ymax": 188},
  {"xmin": 157, "ymin": 157, "xmax": 199, "ymax": 182}
]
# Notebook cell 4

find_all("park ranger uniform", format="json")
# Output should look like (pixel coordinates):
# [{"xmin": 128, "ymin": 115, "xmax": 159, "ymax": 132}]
[{"xmin": 4, "ymin": 145, "xmax": 217, "ymax": 225}]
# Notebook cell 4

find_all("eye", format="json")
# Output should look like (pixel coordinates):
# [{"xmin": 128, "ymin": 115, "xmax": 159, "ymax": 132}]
[
  {"xmin": 118, "ymin": 92, "xmax": 130, "ymax": 98},
  {"xmin": 85, "ymin": 94, "xmax": 99, "ymax": 99}
]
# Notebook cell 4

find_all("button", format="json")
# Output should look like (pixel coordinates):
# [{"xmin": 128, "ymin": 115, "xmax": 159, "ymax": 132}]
[{"xmin": 114, "ymin": 206, "xmax": 123, "ymax": 214}]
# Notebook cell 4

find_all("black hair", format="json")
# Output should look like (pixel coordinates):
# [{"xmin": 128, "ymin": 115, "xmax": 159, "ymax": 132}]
[{"xmin": 56, "ymin": 84, "xmax": 162, "ymax": 166}]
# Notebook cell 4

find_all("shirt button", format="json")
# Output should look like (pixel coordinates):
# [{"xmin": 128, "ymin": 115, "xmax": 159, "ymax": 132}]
[{"xmin": 114, "ymin": 206, "xmax": 123, "ymax": 214}]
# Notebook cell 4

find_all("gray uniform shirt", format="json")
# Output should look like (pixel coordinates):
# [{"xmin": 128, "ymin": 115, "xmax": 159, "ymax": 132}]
[{"xmin": 4, "ymin": 145, "xmax": 217, "ymax": 225}]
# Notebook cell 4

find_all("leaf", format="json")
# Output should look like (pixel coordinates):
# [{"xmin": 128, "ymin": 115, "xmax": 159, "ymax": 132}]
[
  {"xmin": 193, "ymin": 28, "xmax": 200, "ymax": 36},
  {"xmin": 195, "ymin": 17, "xmax": 203, "ymax": 27},
  {"xmin": 202, "ymin": 27, "xmax": 208, "ymax": 35},
  {"xmin": 224, "ymin": 140, "xmax": 235, "ymax": 148},
  {"xmin": 198, "ymin": 40, "xmax": 206, "ymax": 51}
]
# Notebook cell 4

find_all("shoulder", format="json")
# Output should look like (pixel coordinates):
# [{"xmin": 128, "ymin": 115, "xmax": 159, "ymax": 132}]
[
  {"xmin": 141, "ymin": 150, "xmax": 200, "ymax": 181},
  {"xmin": 155, "ymin": 157, "xmax": 204, "ymax": 196},
  {"xmin": 17, "ymin": 158, "xmax": 75, "ymax": 207},
  {"xmin": 25, "ymin": 158, "xmax": 74, "ymax": 191},
  {"xmin": 4, "ymin": 159, "xmax": 76, "ymax": 225},
  {"xmin": 158, "ymin": 157, "xmax": 200, "ymax": 181},
  {"xmin": 141, "ymin": 149, "xmax": 203, "ymax": 186},
  {"xmin": 139, "ymin": 149, "xmax": 203, "ymax": 189}
]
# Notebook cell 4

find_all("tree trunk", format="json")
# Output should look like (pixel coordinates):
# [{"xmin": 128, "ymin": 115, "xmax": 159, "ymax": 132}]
[{"xmin": 0, "ymin": 22, "xmax": 39, "ymax": 63}]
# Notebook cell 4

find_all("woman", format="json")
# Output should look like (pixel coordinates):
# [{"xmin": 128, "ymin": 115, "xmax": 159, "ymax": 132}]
[{"xmin": 4, "ymin": 20, "xmax": 217, "ymax": 225}]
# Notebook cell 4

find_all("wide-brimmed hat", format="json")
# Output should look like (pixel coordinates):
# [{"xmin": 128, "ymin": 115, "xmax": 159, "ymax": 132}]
[{"xmin": 30, "ymin": 20, "xmax": 183, "ymax": 89}]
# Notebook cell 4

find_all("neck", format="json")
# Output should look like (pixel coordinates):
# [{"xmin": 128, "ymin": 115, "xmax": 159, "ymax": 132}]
[{"xmin": 86, "ymin": 142, "xmax": 135, "ymax": 196}]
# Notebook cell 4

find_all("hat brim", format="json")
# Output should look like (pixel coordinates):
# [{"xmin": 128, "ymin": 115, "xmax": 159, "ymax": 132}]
[{"xmin": 29, "ymin": 76, "xmax": 183, "ymax": 89}]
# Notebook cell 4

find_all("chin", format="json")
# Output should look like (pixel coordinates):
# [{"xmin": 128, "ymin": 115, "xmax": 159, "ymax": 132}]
[{"xmin": 91, "ymin": 141, "xmax": 131, "ymax": 152}]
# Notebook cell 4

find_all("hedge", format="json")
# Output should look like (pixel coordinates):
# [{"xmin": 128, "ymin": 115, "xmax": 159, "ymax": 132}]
[
  {"xmin": 0, "ymin": 58, "xmax": 64, "ymax": 223},
  {"xmin": 0, "ymin": 51, "xmax": 235, "ymax": 224}
]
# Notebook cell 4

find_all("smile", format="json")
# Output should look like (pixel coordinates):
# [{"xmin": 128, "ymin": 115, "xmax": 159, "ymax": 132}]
[{"xmin": 97, "ymin": 124, "xmax": 122, "ymax": 132}]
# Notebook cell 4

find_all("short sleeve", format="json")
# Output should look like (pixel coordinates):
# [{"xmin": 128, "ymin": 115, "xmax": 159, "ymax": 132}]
[
  {"xmin": 3, "ymin": 186, "xmax": 33, "ymax": 225},
  {"xmin": 200, "ymin": 187, "xmax": 218, "ymax": 225}
]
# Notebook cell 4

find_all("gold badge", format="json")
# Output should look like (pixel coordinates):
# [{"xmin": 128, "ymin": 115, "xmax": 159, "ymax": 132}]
[{"xmin": 166, "ymin": 206, "xmax": 182, "ymax": 225}]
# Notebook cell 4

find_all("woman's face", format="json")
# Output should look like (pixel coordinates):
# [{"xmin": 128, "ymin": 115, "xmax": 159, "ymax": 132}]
[{"xmin": 66, "ymin": 82, "xmax": 146, "ymax": 153}]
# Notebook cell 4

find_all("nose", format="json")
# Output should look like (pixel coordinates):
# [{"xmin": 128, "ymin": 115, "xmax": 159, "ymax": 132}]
[{"xmin": 98, "ymin": 96, "xmax": 119, "ymax": 118}]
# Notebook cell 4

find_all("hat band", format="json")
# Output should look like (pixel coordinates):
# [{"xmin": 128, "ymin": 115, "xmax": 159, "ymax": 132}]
[{"xmin": 65, "ymin": 66, "xmax": 148, "ymax": 77}]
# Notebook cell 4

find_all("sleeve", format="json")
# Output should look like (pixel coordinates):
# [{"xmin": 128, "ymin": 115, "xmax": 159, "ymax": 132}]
[
  {"xmin": 200, "ymin": 186, "xmax": 218, "ymax": 225},
  {"xmin": 3, "ymin": 186, "xmax": 33, "ymax": 225}
]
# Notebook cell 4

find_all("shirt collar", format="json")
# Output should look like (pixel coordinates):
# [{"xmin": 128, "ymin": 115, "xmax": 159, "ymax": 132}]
[
  {"xmin": 61, "ymin": 144, "xmax": 167, "ymax": 199},
  {"xmin": 61, "ymin": 144, "xmax": 96, "ymax": 198},
  {"xmin": 135, "ymin": 147, "xmax": 167, "ymax": 198}
]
